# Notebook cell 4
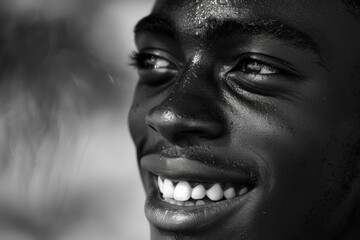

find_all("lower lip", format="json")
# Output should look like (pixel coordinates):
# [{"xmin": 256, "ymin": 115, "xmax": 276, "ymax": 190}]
[{"xmin": 144, "ymin": 171, "xmax": 252, "ymax": 231}]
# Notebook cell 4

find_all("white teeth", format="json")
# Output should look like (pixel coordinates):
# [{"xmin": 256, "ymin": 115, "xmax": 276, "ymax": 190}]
[
  {"xmin": 174, "ymin": 181, "xmax": 192, "ymax": 201},
  {"xmin": 196, "ymin": 200, "xmax": 205, "ymax": 206},
  {"xmin": 158, "ymin": 176, "xmax": 251, "ymax": 205},
  {"xmin": 158, "ymin": 176, "xmax": 164, "ymax": 193},
  {"xmin": 206, "ymin": 183, "xmax": 223, "ymax": 201},
  {"xmin": 162, "ymin": 179, "xmax": 175, "ymax": 198},
  {"xmin": 224, "ymin": 187, "xmax": 236, "ymax": 200},
  {"xmin": 165, "ymin": 198, "xmax": 192, "ymax": 206},
  {"xmin": 191, "ymin": 184, "xmax": 206, "ymax": 200},
  {"xmin": 238, "ymin": 186, "xmax": 249, "ymax": 196}
]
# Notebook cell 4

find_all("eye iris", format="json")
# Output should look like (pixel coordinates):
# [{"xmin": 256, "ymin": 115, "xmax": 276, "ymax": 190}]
[
  {"xmin": 244, "ymin": 61, "xmax": 278, "ymax": 75},
  {"xmin": 144, "ymin": 56, "xmax": 172, "ymax": 69}
]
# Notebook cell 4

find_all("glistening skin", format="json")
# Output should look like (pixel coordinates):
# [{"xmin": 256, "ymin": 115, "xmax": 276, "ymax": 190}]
[{"xmin": 129, "ymin": 0, "xmax": 360, "ymax": 239}]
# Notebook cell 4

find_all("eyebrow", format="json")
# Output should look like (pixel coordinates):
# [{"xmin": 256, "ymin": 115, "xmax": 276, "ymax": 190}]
[
  {"xmin": 135, "ymin": 14, "xmax": 320, "ymax": 55},
  {"xmin": 135, "ymin": 14, "xmax": 177, "ymax": 39}
]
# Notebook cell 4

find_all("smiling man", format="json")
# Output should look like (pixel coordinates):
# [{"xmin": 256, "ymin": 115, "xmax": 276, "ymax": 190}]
[{"xmin": 128, "ymin": 0, "xmax": 360, "ymax": 239}]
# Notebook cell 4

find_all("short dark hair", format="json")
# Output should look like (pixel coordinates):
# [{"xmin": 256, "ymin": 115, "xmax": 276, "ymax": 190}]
[
  {"xmin": 342, "ymin": 0, "xmax": 360, "ymax": 19},
  {"xmin": 342, "ymin": 0, "xmax": 360, "ymax": 7}
]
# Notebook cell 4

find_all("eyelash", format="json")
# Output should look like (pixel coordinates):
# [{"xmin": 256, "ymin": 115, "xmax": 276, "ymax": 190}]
[
  {"xmin": 237, "ymin": 59, "xmax": 281, "ymax": 75},
  {"xmin": 129, "ymin": 51, "xmax": 146, "ymax": 68},
  {"xmin": 129, "ymin": 51, "xmax": 176, "ymax": 70}
]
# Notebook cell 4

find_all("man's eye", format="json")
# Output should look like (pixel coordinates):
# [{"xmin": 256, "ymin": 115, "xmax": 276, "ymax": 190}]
[
  {"xmin": 225, "ymin": 55, "xmax": 299, "ymax": 97},
  {"xmin": 240, "ymin": 60, "xmax": 280, "ymax": 75},
  {"xmin": 144, "ymin": 56, "xmax": 175, "ymax": 69},
  {"xmin": 130, "ymin": 52, "xmax": 176, "ymax": 70},
  {"xmin": 130, "ymin": 51, "xmax": 179, "ymax": 86}
]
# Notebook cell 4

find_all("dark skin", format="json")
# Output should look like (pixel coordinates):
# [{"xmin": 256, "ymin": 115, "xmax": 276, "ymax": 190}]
[{"xmin": 129, "ymin": 0, "xmax": 360, "ymax": 239}]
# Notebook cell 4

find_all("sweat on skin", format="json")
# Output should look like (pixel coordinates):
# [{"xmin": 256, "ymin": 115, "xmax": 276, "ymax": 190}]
[{"xmin": 129, "ymin": 0, "xmax": 360, "ymax": 239}]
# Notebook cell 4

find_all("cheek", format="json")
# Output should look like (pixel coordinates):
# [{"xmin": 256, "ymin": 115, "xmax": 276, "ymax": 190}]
[
  {"xmin": 128, "ymin": 85, "xmax": 162, "ymax": 146},
  {"xmin": 128, "ymin": 84, "xmax": 172, "ymax": 141},
  {"xmin": 227, "ymin": 97, "xmax": 357, "ymax": 237},
  {"xmin": 128, "ymin": 99, "xmax": 147, "ymax": 143}
]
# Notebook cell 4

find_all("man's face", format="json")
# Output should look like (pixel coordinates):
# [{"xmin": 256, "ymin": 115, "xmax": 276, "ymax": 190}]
[{"xmin": 129, "ymin": 0, "xmax": 360, "ymax": 239}]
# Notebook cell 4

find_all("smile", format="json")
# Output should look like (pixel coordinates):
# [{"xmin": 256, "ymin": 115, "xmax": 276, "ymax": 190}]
[
  {"xmin": 157, "ymin": 175, "xmax": 251, "ymax": 206},
  {"xmin": 140, "ymin": 153, "xmax": 258, "ymax": 231}
]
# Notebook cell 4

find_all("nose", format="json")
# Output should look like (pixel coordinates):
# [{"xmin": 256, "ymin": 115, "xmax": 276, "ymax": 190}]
[{"xmin": 146, "ymin": 86, "xmax": 226, "ymax": 144}]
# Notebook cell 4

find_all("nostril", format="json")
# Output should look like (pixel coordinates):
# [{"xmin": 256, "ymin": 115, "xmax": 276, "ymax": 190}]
[{"xmin": 148, "ymin": 124, "xmax": 157, "ymax": 132}]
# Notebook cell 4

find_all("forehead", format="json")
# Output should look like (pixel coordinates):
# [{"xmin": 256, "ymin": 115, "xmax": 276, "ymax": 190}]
[
  {"xmin": 151, "ymin": 0, "xmax": 327, "ymax": 35},
  {"xmin": 138, "ymin": 0, "xmax": 360, "ymax": 71}
]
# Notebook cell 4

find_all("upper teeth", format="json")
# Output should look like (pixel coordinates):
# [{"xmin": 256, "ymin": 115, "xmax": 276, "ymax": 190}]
[
  {"xmin": 157, "ymin": 176, "xmax": 249, "ymax": 204},
  {"xmin": 191, "ymin": 184, "xmax": 206, "ymax": 199},
  {"xmin": 174, "ymin": 181, "xmax": 192, "ymax": 201}
]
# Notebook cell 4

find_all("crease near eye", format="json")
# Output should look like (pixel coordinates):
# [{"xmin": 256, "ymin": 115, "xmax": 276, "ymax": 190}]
[{"xmin": 224, "ymin": 54, "xmax": 301, "ymax": 97}]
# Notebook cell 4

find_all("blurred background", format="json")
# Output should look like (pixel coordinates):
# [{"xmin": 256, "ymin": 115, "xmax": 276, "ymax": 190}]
[{"xmin": 0, "ymin": 0, "xmax": 154, "ymax": 239}]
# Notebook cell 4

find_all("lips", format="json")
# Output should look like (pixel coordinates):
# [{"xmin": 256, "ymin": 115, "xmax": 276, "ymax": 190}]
[{"xmin": 140, "ymin": 149, "xmax": 258, "ymax": 231}]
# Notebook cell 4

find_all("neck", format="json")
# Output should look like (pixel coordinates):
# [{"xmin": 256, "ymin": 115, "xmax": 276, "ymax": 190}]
[
  {"xmin": 339, "ymin": 203, "xmax": 360, "ymax": 239},
  {"xmin": 337, "ymin": 173, "xmax": 360, "ymax": 240}
]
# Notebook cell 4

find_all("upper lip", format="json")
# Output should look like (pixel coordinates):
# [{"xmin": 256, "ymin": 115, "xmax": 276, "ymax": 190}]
[{"xmin": 140, "ymin": 144, "xmax": 258, "ymax": 185}]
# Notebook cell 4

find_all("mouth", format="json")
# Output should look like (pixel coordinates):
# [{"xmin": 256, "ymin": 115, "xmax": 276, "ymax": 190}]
[
  {"xmin": 156, "ymin": 175, "xmax": 251, "ymax": 206},
  {"xmin": 140, "ymin": 152, "xmax": 258, "ymax": 231}
]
